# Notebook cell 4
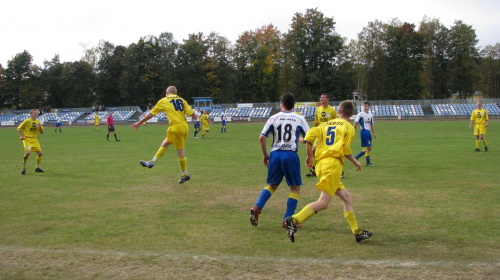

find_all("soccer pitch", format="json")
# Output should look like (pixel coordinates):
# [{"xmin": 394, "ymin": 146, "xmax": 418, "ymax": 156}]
[{"xmin": 1, "ymin": 120, "xmax": 498, "ymax": 279}]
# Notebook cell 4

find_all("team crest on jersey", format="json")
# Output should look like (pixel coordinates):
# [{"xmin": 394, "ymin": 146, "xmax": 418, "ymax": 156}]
[
  {"xmin": 321, "ymin": 112, "xmax": 328, "ymax": 117},
  {"xmin": 31, "ymin": 122, "xmax": 36, "ymax": 128}
]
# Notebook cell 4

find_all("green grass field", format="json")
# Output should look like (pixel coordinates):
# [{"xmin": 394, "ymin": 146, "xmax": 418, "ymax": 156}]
[{"xmin": 1, "ymin": 120, "xmax": 499, "ymax": 279}]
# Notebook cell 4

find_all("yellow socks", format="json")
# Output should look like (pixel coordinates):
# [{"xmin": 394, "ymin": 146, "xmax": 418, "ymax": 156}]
[
  {"xmin": 293, "ymin": 205, "xmax": 316, "ymax": 225},
  {"xmin": 36, "ymin": 155, "xmax": 42, "ymax": 166},
  {"xmin": 178, "ymin": 157, "xmax": 187, "ymax": 173},
  {"xmin": 483, "ymin": 139, "xmax": 488, "ymax": 147},
  {"xmin": 264, "ymin": 185, "xmax": 275, "ymax": 194},
  {"xmin": 153, "ymin": 147, "xmax": 167, "ymax": 162},
  {"xmin": 344, "ymin": 211, "xmax": 362, "ymax": 235}
]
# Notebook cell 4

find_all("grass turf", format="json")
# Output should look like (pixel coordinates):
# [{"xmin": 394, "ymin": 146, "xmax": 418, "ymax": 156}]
[{"xmin": 1, "ymin": 120, "xmax": 499, "ymax": 279}]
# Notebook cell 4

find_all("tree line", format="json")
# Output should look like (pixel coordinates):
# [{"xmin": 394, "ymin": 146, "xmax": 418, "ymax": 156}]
[{"xmin": 1, "ymin": 8, "xmax": 499, "ymax": 110}]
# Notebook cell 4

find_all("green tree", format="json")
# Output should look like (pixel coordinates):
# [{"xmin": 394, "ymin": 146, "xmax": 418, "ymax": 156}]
[
  {"xmin": 286, "ymin": 8, "xmax": 343, "ymax": 99},
  {"xmin": 175, "ymin": 33, "xmax": 209, "ymax": 102},
  {"xmin": 4, "ymin": 51, "xmax": 40, "ymax": 109},
  {"xmin": 448, "ymin": 20, "xmax": 479, "ymax": 99},
  {"xmin": 385, "ymin": 21, "xmax": 424, "ymax": 100},
  {"xmin": 205, "ymin": 32, "xmax": 235, "ymax": 103},
  {"xmin": 477, "ymin": 43, "xmax": 500, "ymax": 98},
  {"xmin": 419, "ymin": 17, "xmax": 451, "ymax": 99},
  {"xmin": 358, "ymin": 20, "xmax": 389, "ymax": 100}
]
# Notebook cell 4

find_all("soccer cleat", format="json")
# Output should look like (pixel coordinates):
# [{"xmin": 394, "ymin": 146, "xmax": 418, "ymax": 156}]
[
  {"xmin": 250, "ymin": 205, "xmax": 260, "ymax": 226},
  {"xmin": 107, "ymin": 139, "xmax": 110, "ymax": 142},
  {"xmin": 21, "ymin": 168, "xmax": 26, "ymax": 175},
  {"xmin": 284, "ymin": 217, "xmax": 297, "ymax": 243},
  {"xmin": 139, "ymin": 160, "xmax": 154, "ymax": 168},
  {"xmin": 193, "ymin": 136, "xmax": 198, "ymax": 139},
  {"xmin": 485, "ymin": 146, "xmax": 488, "ymax": 152},
  {"xmin": 475, "ymin": 149, "xmax": 480, "ymax": 152},
  {"xmin": 355, "ymin": 230, "xmax": 373, "ymax": 242},
  {"xmin": 178, "ymin": 174, "xmax": 190, "ymax": 184},
  {"xmin": 366, "ymin": 163, "xmax": 375, "ymax": 167},
  {"xmin": 305, "ymin": 170, "xmax": 316, "ymax": 177},
  {"xmin": 116, "ymin": 139, "xmax": 120, "ymax": 142},
  {"xmin": 282, "ymin": 220, "xmax": 301, "ymax": 229},
  {"xmin": 35, "ymin": 167, "xmax": 44, "ymax": 173}
]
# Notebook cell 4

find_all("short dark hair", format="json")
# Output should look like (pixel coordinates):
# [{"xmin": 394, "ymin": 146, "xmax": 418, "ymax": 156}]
[
  {"xmin": 321, "ymin": 93, "xmax": 330, "ymax": 99},
  {"xmin": 363, "ymin": 101, "xmax": 370, "ymax": 106},
  {"xmin": 281, "ymin": 93, "xmax": 295, "ymax": 110},
  {"xmin": 339, "ymin": 100, "xmax": 355, "ymax": 117}
]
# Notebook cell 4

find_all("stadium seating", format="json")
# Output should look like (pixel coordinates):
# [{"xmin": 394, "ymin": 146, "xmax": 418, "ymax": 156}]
[
  {"xmin": 209, "ymin": 107, "xmax": 273, "ymax": 118},
  {"xmin": 85, "ymin": 111, "xmax": 135, "ymax": 121},
  {"xmin": 356, "ymin": 104, "xmax": 424, "ymax": 117},
  {"xmin": 431, "ymin": 103, "xmax": 500, "ymax": 116}
]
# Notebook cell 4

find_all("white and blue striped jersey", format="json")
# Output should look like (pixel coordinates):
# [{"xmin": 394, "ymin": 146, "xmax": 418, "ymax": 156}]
[
  {"xmin": 354, "ymin": 111, "xmax": 374, "ymax": 131},
  {"xmin": 261, "ymin": 111, "xmax": 310, "ymax": 153}
]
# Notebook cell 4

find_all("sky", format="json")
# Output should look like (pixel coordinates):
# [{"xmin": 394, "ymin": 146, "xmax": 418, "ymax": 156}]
[{"xmin": 1, "ymin": 0, "xmax": 499, "ymax": 67}]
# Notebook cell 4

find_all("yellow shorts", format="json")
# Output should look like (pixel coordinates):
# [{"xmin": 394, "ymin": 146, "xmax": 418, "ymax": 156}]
[
  {"xmin": 473, "ymin": 124, "xmax": 486, "ymax": 135},
  {"xmin": 166, "ymin": 124, "xmax": 188, "ymax": 150},
  {"xmin": 315, "ymin": 157, "xmax": 345, "ymax": 197},
  {"xmin": 23, "ymin": 138, "xmax": 42, "ymax": 152},
  {"xmin": 202, "ymin": 123, "xmax": 209, "ymax": 131}
]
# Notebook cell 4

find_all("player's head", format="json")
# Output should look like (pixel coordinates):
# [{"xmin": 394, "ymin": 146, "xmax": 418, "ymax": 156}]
[
  {"xmin": 280, "ymin": 92, "xmax": 295, "ymax": 111},
  {"xmin": 166, "ymin": 86, "xmax": 177, "ymax": 96},
  {"xmin": 338, "ymin": 100, "xmax": 355, "ymax": 118},
  {"xmin": 320, "ymin": 93, "xmax": 330, "ymax": 106},
  {"xmin": 477, "ymin": 100, "xmax": 482, "ymax": 109},
  {"xmin": 363, "ymin": 101, "xmax": 371, "ymax": 112},
  {"xmin": 30, "ymin": 109, "xmax": 38, "ymax": 119}
]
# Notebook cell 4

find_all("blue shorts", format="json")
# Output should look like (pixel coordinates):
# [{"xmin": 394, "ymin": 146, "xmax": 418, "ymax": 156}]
[
  {"xmin": 222, "ymin": 120, "xmax": 226, "ymax": 126},
  {"xmin": 55, "ymin": 122, "xmax": 62, "ymax": 127},
  {"xmin": 360, "ymin": 130, "xmax": 372, "ymax": 147},
  {"xmin": 266, "ymin": 150, "xmax": 302, "ymax": 186},
  {"xmin": 194, "ymin": 121, "xmax": 200, "ymax": 129}
]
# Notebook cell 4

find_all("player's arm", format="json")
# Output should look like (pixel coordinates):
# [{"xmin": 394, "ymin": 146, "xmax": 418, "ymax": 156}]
[
  {"xmin": 305, "ymin": 140, "xmax": 314, "ymax": 169},
  {"xmin": 39, "ymin": 123, "xmax": 44, "ymax": 134},
  {"xmin": 371, "ymin": 124, "xmax": 376, "ymax": 139},
  {"xmin": 131, "ymin": 113, "xmax": 154, "ymax": 131},
  {"xmin": 345, "ymin": 154, "xmax": 362, "ymax": 171},
  {"xmin": 485, "ymin": 112, "xmax": 489, "ymax": 127},
  {"xmin": 469, "ymin": 119, "xmax": 474, "ymax": 129},
  {"xmin": 259, "ymin": 134, "xmax": 270, "ymax": 167},
  {"xmin": 18, "ymin": 129, "xmax": 24, "ymax": 140}
]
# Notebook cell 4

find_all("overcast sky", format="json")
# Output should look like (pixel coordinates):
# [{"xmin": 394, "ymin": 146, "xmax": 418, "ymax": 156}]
[{"xmin": 2, "ymin": 0, "xmax": 499, "ymax": 67}]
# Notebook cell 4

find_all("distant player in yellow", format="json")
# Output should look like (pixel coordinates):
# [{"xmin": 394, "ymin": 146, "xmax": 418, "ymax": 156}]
[
  {"xmin": 469, "ymin": 100, "xmax": 489, "ymax": 152},
  {"xmin": 306, "ymin": 93, "xmax": 338, "ymax": 177},
  {"xmin": 295, "ymin": 108, "xmax": 302, "ymax": 115},
  {"xmin": 200, "ymin": 110, "xmax": 210, "ymax": 139},
  {"xmin": 17, "ymin": 109, "xmax": 45, "ymax": 175},
  {"xmin": 131, "ymin": 86, "xmax": 197, "ymax": 184},
  {"xmin": 284, "ymin": 101, "xmax": 372, "ymax": 243},
  {"xmin": 93, "ymin": 113, "xmax": 100, "ymax": 132}
]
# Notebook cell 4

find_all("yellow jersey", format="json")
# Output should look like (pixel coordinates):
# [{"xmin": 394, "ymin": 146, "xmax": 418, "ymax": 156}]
[
  {"xmin": 304, "ymin": 118, "xmax": 354, "ymax": 165},
  {"xmin": 200, "ymin": 113, "xmax": 209, "ymax": 125},
  {"xmin": 470, "ymin": 109, "xmax": 488, "ymax": 124},
  {"xmin": 17, "ymin": 117, "xmax": 42, "ymax": 138},
  {"xmin": 315, "ymin": 105, "xmax": 337, "ymax": 125},
  {"xmin": 150, "ymin": 95, "xmax": 194, "ymax": 126},
  {"xmin": 94, "ymin": 114, "xmax": 100, "ymax": 124}
]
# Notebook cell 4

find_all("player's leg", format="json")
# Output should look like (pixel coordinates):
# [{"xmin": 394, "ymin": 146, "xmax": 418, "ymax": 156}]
[
  {"xmin": 251, "ymin": 152, "xmax": 283, "ymax": 226},
  {"xmin": 22, "ymin": 148, "xmax": 31, "ymax": 175},
  {"xmin": 336, "ymin": 188, "xmax": 372, "ymax": 242},
  {"xmin": 35, "ymin": 150, "xmax": 44, "ymax": 172},
  {"xmin": 475, "ymin": 134, "xmax": 480, "ymax": 151},
  {"xmin": 251, "ymin": 185, "xmax": 277, "ymax": 226},
  {"xmin": 140, "ymin": 138, "xmax": 169, "ymax": 168},
  {"xmin": 174, "ymin": 126, "xmax": 190, "ymax": 184}
]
